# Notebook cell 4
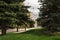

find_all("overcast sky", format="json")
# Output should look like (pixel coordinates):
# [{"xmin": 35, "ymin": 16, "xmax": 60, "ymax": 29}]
[{"xmin": 24, "ymin": 0, "xmax": 40, "ymax": 20}]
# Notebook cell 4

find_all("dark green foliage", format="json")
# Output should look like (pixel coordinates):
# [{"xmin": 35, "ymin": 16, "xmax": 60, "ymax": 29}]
[
  {"xmin": 37, "ymin": 0, "xmax": 60, "ymax": 33},
  {"xmin": 0, "ymin": 0, "xmax": 25, "ymax": 4},
  {"xmin": 0, "ymin": 0, "xmax": 31, "ymax": 35},
  {"xmin": 28, "ymin": 20, "xmax": 35, "ymax": 27}
]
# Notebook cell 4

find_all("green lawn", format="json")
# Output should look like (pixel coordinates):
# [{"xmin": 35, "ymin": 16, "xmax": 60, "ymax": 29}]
[{"xmin": 0, "ymin": 29, "xmax": 60, "ymax": 40}]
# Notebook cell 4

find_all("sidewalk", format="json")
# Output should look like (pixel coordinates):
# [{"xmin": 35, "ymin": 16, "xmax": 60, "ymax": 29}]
[{"xmin": 0, "ymin": 27, "xmax": 42, "ymax": 34}]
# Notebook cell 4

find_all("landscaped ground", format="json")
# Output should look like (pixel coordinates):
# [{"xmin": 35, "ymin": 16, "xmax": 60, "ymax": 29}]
[{"xmin": 0, "ymin": 29, "xmax": 60, "ymax": 40}]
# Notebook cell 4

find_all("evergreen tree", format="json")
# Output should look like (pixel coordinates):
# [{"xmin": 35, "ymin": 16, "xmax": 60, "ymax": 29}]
[
  {"xmin": 37, "ymin": 0, "xmax": 60, "ymax": 34},
  {"xmin": 0, "ymin": 0, "xmax": 30, "ymax": 35}
]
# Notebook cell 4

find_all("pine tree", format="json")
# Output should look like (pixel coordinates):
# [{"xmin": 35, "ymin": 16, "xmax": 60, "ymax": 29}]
[
  {"xmin": 37, "ymin": 0, "xmax": 60, "ymax": 34},
  {"xmin": 0, "ymin": 0, "xmax": 30, "ymax": 35}
]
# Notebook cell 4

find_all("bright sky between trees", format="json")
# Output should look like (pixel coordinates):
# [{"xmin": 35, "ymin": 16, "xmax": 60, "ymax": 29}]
[{"xmin": 24, "ymin": 0, "xmax": 40, "ymax": 21}]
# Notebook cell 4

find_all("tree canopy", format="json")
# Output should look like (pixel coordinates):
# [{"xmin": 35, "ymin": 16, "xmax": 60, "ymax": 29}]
[
  {"xmin": 0, "ymin": 0, "xmax": 32, "ymax": 35},
  {"xmin": 37, "ymin": 0, "xmax": 60, "ymax": 33}
]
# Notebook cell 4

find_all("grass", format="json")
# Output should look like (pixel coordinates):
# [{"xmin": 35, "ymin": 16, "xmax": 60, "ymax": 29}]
[{"xmin": 0, "ymin": 29, "xmax": 60, "ymax": 40}]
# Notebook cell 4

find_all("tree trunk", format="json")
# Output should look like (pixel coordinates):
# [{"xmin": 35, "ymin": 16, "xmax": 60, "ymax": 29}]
[
  {"xmin": 25, "ymin": 27, "xmax": 26, "ymax": 31},
  {"xmin": 17, "ymin": 27, "xmax": 19, "ymax": 32},
  {"xmin": 1, "ymin": 28, "xmax": 6, "ymax": 35}
]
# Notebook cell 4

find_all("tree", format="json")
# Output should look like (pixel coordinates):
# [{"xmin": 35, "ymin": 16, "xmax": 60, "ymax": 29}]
[
  {"xmin": 38, "ymin": 0, "xmax": 60, "ymax": 34},
  {"xmin": 28, "ymin": 19, "xmax": 35, "ymax": 27},
  {"xmin": 0, "ymin": 0, "xmax": 31, "ymax": 35},
  {"xmin": 15, "ymin": 4, "xmax": 31, "ymax": 31}
]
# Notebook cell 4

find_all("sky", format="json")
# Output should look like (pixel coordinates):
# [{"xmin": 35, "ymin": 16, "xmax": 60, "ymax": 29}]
[{"xmin": 24, "ymin": 0, "xmax": 40, "ymax": 21}]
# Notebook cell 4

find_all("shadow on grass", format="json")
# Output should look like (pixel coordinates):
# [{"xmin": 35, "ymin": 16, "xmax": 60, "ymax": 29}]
[
  {"xmin": 54, "ymin": 38, "xmax": 60, "ymax": 40},
  {"xmin": 19, "ymin": 29, "xmax": 53, "ymax": 36},
  {"xmin": 1, "ymin": 29, "xmax": 60, "ymax": 37}
]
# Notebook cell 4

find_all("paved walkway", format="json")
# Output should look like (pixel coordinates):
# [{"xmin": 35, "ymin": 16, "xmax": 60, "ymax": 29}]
[{"xmin": 0, "ymin": 27, "xmax": 42, "ymax": 34}]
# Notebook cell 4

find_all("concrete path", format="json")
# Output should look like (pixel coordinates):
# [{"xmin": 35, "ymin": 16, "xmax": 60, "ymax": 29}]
[{"xmin": 0, "ymin": 27, "xmax": 42, "ymax": 34}]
